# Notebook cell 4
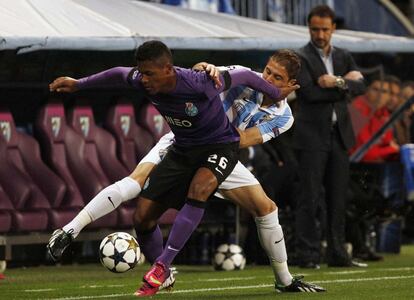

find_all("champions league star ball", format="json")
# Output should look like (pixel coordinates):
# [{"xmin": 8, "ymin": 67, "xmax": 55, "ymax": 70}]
[
  {"xmin": 213, "ymin": 243, "xmax": 246, "ymax": 271},
  {"xmin": 99, "ymin": 232, "xmax": 140, "ymax": 273}
]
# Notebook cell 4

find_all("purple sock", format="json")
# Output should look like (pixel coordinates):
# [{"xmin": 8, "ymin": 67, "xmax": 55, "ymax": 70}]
[
  {"xmin": 157, "ymin": 200, "xmax": 205, "ymax": 267},
  {"xmin": 135, "ymin": 225, "xmax": 163, "ymax": 264}
]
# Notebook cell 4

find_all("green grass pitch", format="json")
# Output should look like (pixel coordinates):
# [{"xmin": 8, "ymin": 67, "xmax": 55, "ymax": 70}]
[{"xmin": 2, "ymin": 245, "xmax": 414, "ymax": 299}]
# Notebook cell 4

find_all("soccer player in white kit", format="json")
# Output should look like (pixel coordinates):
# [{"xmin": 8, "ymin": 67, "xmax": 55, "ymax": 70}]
[{"xmin": 48, "ymin": 50, "xmax": 325, "ymax": 294}]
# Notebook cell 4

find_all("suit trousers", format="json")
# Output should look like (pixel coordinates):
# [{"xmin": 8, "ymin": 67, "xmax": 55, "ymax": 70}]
[{"xmin": 295, "ymin": 125, "xmax": 350, "ymax": 265}]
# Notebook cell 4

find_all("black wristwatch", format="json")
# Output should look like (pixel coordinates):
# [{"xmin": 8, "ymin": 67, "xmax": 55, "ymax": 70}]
[{"xmin": 335, "ymin": 76, "xmax": 346, "ymax": 89}]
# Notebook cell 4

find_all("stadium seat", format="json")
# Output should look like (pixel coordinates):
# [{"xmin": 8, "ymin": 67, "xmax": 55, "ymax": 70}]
[
  {"xmin": 138, "ymin": 103, "xmax": 170, "ymax": 142},
  {"xmin": 68, "ymin": 105, "xmax": 129, "ymax": 182},
  {"xmin": 0, "ymin": 110, "xmax": 52, "ymax": 231},
  {"xmin": 106, "ymin": 101, "xmax": 176, "ymax": 227},
  {"xmin": 0, "ymin": 184, "xmax": 13, "ymax": 233},
  {"xmin": 105, "ymin": 101, "xmax": 157, "ymax": 228},
  {"xmin": 105, "ymin": 101, "xmax": 155, "ymax": 172},
  {"xmin": 35, "ymin": 102, "xmax": 117, "ymax": 229}
]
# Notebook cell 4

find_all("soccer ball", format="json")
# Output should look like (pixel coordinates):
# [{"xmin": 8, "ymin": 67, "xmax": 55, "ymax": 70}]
[
  {"xmin": 99, "ymin": 232, "xmax": 140, "ymax": 273},
  {"xmin": 213, "ymin": 243, "xmax": 246, "ymax": 271}
]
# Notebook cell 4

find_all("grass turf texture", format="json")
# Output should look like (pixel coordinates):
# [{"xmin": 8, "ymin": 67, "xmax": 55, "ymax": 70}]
[{"xmin": 2, "ymin": 245, "xmax": 414, "ymax": 299}]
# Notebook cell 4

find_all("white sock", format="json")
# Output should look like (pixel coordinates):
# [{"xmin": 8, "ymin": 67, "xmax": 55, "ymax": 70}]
[
  {"xmin": 255, "ymin": 209, "xmax": 293, "ymax": 286},
  {"xmin": 63, "ymin": 177, "xmax": 141, "ymax": 238}
]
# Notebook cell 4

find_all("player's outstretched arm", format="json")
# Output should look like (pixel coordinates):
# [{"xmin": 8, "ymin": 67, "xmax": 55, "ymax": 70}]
[
  {"xmin": 192, "ymin": 62, "xmax": 221, "ymax": 88},
  {"xmin": 49, "ymin": 77, "xmax": 79, "ymax": 93},
  {"xmin": 228, "ymin": 68, "xmax": 299, "ymax": 101},
  {"xmin": 238, "ymin": 102, "xmax": 294, "ymax": 148},
  {"xmin": 50, "ymin": 67, "xmax": 134, "ymax": 93}
]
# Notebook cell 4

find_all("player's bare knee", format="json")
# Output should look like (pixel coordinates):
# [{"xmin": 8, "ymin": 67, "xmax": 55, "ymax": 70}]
[
  {"xmin": 129, "ymin": 173, "xmax": 146, "ymax": 187},
  {"xmin": 129, "ymin": 162, "xmax": 155, "ymax": 187},
  {"xmin": 256, "ymin": 197, "xmax": 277, "ymax": 217}
]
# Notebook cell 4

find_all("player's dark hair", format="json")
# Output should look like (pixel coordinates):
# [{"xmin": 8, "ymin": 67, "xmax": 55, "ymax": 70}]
[
  {"xmin": 269, "ymin": 49, "xmax": 301, "ymax": 79},
  {"xmin": 307, "ymin": 5, "xmax": 336, "ymax": 24},
  {"xmin": 135, "ymin": 40, "xmax": 173, "ymax": 65}
]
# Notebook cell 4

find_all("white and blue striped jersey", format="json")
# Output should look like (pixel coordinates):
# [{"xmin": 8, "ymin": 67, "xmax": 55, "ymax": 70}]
[{"xmin": 220, "ymin": 65, "xmax": 294, "ymax": 143}]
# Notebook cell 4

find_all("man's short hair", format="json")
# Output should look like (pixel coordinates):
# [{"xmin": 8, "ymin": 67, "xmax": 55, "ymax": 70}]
[
  {"xmin": 135, "ymin": 40, "xmax": 173, "ymax": 65},
  {"xmin": 269, "ymin": 49, "xmax": 301, "ymax": 79},
  {"xmin": 384, "ymin": 74, "xmax": 401, "ymax": 86},
  {"xmin": 307, "ymin": 5, "xmax": 336, "ymax": 23}
]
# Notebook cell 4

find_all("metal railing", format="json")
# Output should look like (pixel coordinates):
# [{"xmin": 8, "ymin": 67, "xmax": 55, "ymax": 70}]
[
  {"xmin": 144, "ymin": 0, "xmax": 331, "ymax": 23},
  {"xmin": 231, "ymin": 0, "xmax": 332, "ymax": 23}
]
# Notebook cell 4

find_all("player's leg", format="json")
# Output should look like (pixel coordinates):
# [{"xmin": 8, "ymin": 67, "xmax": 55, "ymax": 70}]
[
  {"xmin": 62, "ymin": 134, "xmax": 170, "ymax": 239},
  {"xmin": 221, "ymin": 184, "xmax": 293, "ymax": 286},
  {"xmin": 134, "ymin": 196, "xmax": 168, "ymax": 264},
  {"xmin": 136, "ymin": 143, "xmax": 239, "ymax": 296},
  {"xmin": 133, "ymin": 196, "xmax": 177, "ymax": 293},
  {"xmin": 157, "ymin": 143, "xmax": 239, "ymax": 269},
  {"xmin": 46, "ymin": 132, "xmax": 174, "ymax": 262},
  {"xmin": 64, "ymin": 163, "xmax": 153, "ymax": 237},
  {"xmin": 46, "ymin": 163, "xmax": 153, "ymax": 262},
  {"xmin": 219, "ymin": 162, "xmax": 325, "ymax": 292},
  {"xmin": 136, "ymin": 167, "xmax": 217, "ymax": 297},
  {"xmin": 134, "ymin": 146, "xmax": 194, "ymax": 297},
  {"xmin": 156, "ymin": 167, "xmax": 216, "ymax": 268}
]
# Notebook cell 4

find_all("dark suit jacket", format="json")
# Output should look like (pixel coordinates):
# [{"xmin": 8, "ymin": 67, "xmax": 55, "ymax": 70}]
[{"xmin": 293, "ymin": 42, "xmax": 366, "ymax": 151}]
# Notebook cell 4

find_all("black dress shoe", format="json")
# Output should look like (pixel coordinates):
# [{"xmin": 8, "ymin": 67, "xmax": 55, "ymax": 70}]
[
  {"xmin": 298, "ymin": 262, "xmax": 321, "ymax": 269},
  {"xmin": 354, "ymin": 251, "xmax": 383, "ymax": 261},
  {"xmin": 328, "ymin": 259, "xmax": 367, "ymax": 268}
]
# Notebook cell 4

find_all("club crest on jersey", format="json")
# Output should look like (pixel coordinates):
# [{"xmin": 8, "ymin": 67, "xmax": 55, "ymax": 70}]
[{"xmin": 185, "ymin": 102, "xmax": 198, "ymax": 117}]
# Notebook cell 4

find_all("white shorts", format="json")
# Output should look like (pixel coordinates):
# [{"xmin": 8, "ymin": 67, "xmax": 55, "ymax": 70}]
[{"xmin": 138, "ymin": 132, "xmax": 259, "ymax": 193}]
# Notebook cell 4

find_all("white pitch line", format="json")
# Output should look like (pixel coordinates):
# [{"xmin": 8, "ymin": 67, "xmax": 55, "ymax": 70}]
[
  {"xmin": 378, "ymin": 267, "xmax": 414, "ymax": 272},
  {"xmin": 25, "ymin": 289, "xmax": 55, "ymax": 292},
  {"xmin": 325, "ymin": 270, "xmax": 367, "ymax": 275},
  {"xmin": 201, "ymin": 276, "xmax": 256, "ymax": 282},
  {"xmin": 311, "ymin": 274, "xmax": 414, "ymax": 284},
  {"xmin": 43, "ymin": 274, "xmax": 414, "ymax": 300}
]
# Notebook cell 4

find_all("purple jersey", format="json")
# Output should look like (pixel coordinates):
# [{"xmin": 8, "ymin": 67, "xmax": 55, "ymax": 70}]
[
  {"xmin": 77, "ymin": 66, "xmax": 281, "ymax": 147},
  {"xmin": 127, "ymin": 67, "xmax": 239, "ymax": 146}
]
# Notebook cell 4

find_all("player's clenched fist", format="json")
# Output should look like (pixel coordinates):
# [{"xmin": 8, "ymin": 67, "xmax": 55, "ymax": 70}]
[{"xmin": 49, "ymin": 77, "xmax": 78, "ymax": 93}]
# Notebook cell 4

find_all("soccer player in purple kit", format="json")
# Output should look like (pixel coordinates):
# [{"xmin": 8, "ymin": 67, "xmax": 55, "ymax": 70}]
[{"xmin": 49, "ymin": 40, "xmax": 299, "ymax": 296}]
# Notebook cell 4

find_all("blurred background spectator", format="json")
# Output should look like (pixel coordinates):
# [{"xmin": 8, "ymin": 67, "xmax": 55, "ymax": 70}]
[{"xmin": 350, "ymin": 77, "xmax": 400, "ymax": 162}]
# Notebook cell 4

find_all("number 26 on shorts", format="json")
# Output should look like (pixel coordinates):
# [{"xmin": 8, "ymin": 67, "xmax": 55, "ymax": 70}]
[{"xmin": 207, "ymin": 154, "xmax": 228, "ymax": 170}]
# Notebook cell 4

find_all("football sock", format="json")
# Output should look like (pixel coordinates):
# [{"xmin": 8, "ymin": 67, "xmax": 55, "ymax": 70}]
[
  {"xmin": 157, "ymin": 199, "xmax": 206, "ymax": 267},
  {"xmin": 135, "ymin": 225, "xmax": 163, "ymax": 264},
  {"xmin": 63, "ymin": 177, "xmax": 141, "ymax": 238},
  {"xmin": 255, "ymin": 208, "xmax": 293, "ymax": 286},
  {"xmin": 62, "ymin": 210, "xmax": 91, "ymax": 239}
]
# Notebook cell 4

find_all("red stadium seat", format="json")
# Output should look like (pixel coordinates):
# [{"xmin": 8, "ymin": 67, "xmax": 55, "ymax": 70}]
[
  {"xmin": 138, "ymin": 103, "xmax": 170, "ymax": 142},
  {"xmin": 68, "ymin": 105, "xmax": 129, "ymax": 182},
  {"xmin": 105, "ymin": 101, "xmax": 155, "ymax": 172},
  {"xmin": 106, "ymin": 101, "xmax": 176, "ymax": 228},
  {"xmin": 0, "ymin": 184, "xmax": 13, "ymax": 233},
  {"xmin": 35, "ymin": 102, "xmax": 117, "ymax": 229},
  {"xmin": 0, "ymin": 110, "xmax": 52, "ymax": 231}
]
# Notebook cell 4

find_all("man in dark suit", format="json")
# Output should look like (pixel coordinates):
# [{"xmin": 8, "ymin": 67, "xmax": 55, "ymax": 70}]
[{"xmin": 293, "ymin": 5, "xmax": 366, "ymax": 268}]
